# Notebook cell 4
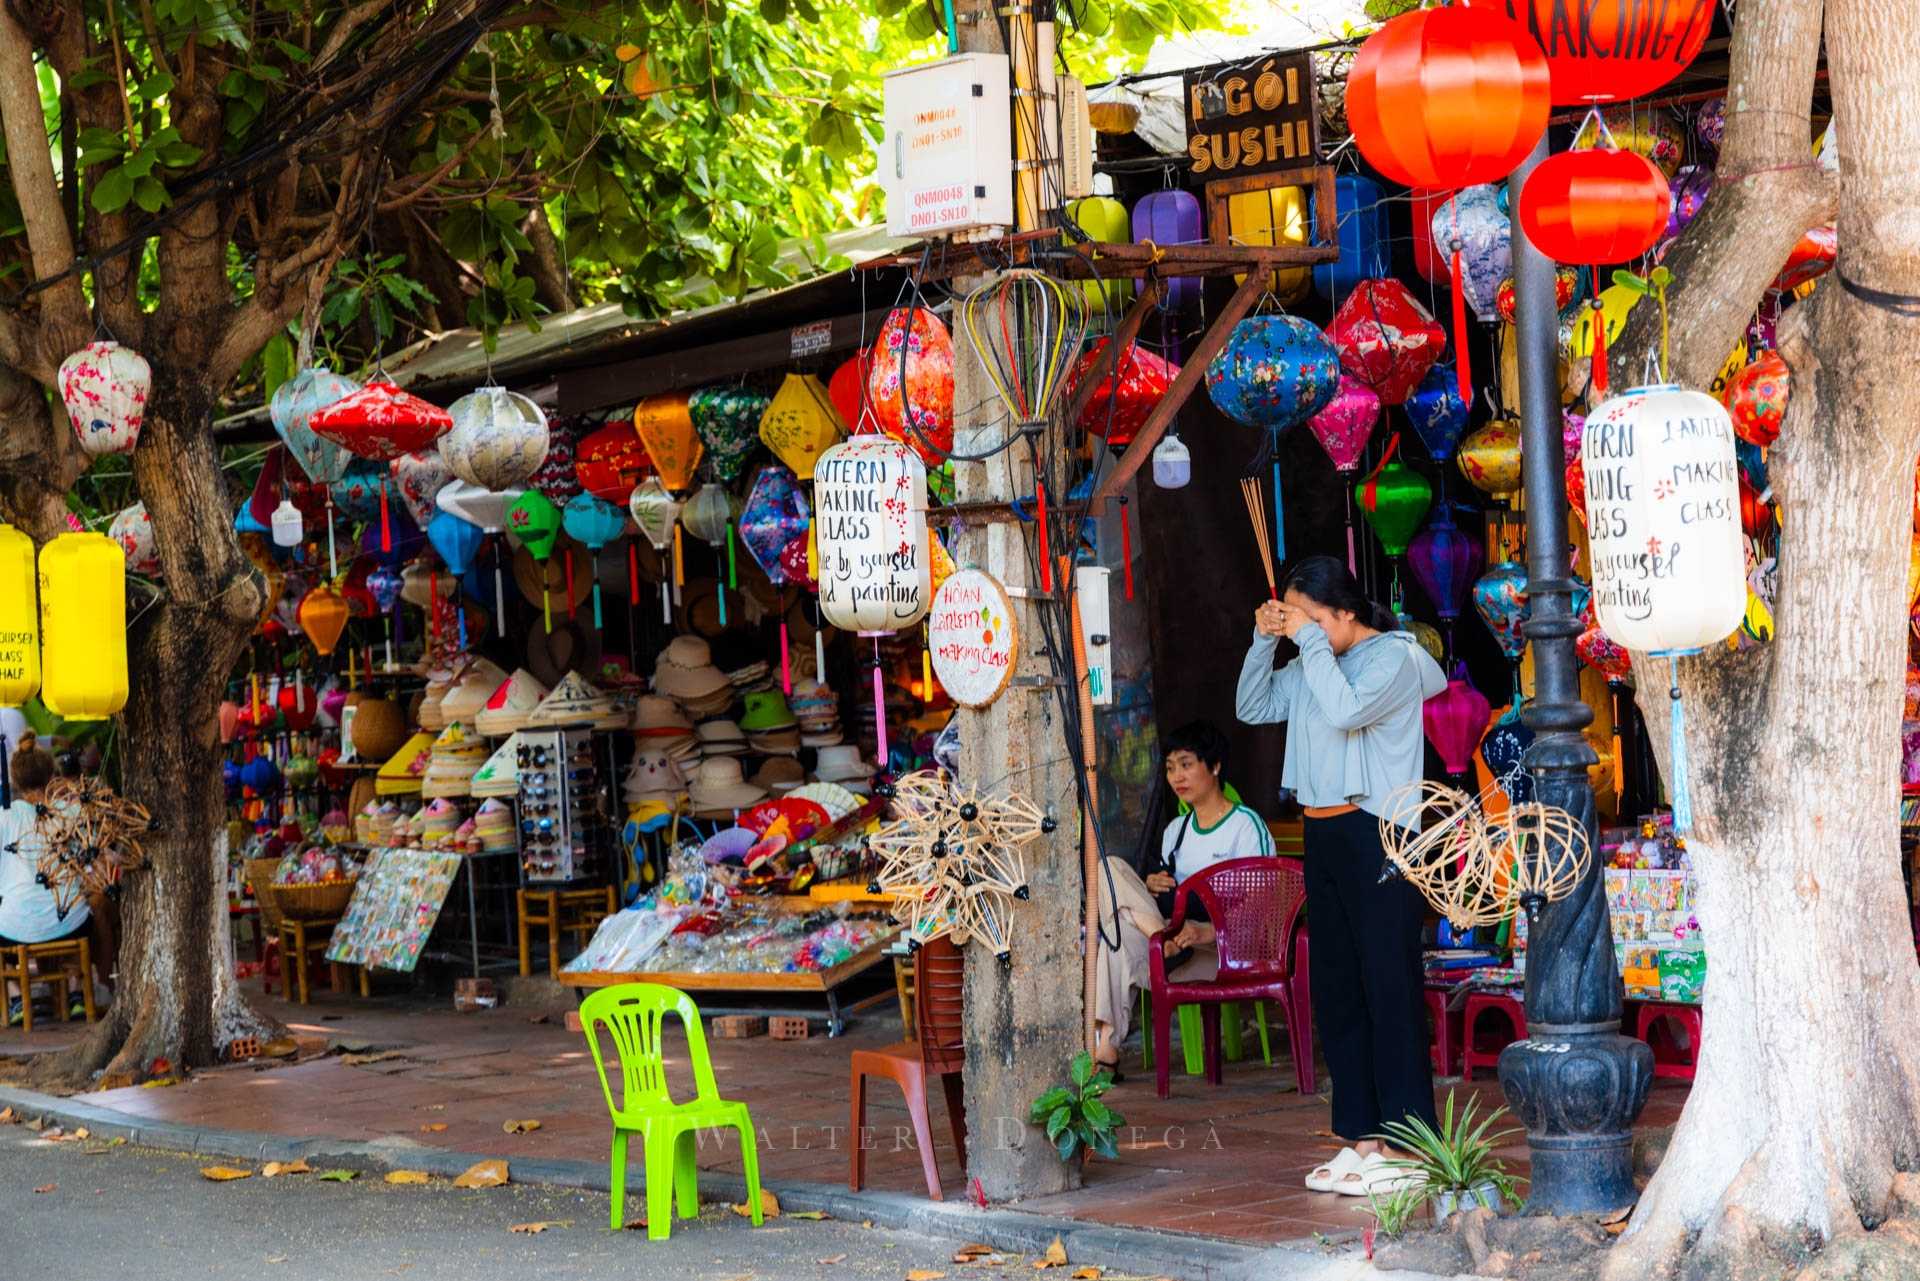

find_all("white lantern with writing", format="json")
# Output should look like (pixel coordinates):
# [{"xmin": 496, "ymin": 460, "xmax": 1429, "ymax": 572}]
[
  {"xmin": 814, "ymin": 436, "xmax": 931, "ymax": 633},
  {"xmin": 1582, "ymin": 383, "xmax": 1745, "ymax": 833},
  {"xmin": 1582, "ymin": 384, "xmax": 1745, "ymax": 652}
]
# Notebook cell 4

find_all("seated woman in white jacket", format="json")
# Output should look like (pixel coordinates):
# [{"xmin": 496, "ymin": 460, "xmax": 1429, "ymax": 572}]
[
  {"xmin": 0, "ymin": 734, "xmax": 91, "ymax": 1024},
  {"xmin": 1090, "ymin": 721, "xmax": 1273, "ymax": 1075}
]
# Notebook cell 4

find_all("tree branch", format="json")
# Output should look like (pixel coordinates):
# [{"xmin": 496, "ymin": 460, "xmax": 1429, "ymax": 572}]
[
  {"xmin": 376, "ymin": 124, "xmax": 487, "ymax": 211},
  {"xmin": 522, "ymin": 202, "xmax": 572, "ymax": 311},
  {"xmin": 0, "ymin": 4, "xmax": 90, "ymax": 370}
]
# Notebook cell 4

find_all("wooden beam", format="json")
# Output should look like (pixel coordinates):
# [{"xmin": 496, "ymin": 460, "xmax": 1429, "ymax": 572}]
[
  {"xmin": 859, "ymin": 236, "xmax": 1337, "ymax": 283},
  {"xmin": 1092, "ymin": 268, "xmax": 1266, "ymax": 504},
  {"xmin": 1057, "ymin": 278, "xmax": 1161, "ymax": 430},
  {"xmin": 555, "ymin": 307, "xmax": 892, "ymax": 414}
]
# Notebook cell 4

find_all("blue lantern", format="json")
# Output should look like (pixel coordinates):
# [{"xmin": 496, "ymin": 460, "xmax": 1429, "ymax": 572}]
[
  {"xmin": 1480, "ymin": 712, "xmax": 1535, "ymax": 804},
  {"xmin": 269, "ymin": 367, "xmax": 358, "ymax": 484},
  {"xmin": 1432, "ymin": 185, "xmax": 1510, "ymax": 325},
  {"xmin": 1406, "ymin": 365, "xmax": 1471, "ymax": 462},
  {"xmin": 1206, "ymin": 316, "xmax": 1341, "ymax": 430},
  {"xmin": 234, "ymin": 502, "xmax": 269, "ymax": 536},
  {"xmin": 562, "ymin": 493, "xmax": 631, "ymax": 628},
  {"xmin": 428, "ymin": 509, "xmax": 485, "ymax": 577},
  {"xmin": 1312, "ymin": 175, "xmax": 1390, "ymax": 302},
  {"xmin": 1132, "ymin": 189, "xmax": 1203, "ymax": 312},
  {"xmin": 331, "ymin": 459, "xmax": 391, "ymax": 524}
]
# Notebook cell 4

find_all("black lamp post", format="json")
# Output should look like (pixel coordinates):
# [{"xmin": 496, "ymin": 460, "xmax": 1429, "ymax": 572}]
[{"xmin": 1496, "ymin": 140, "xmax": 1654, "ymax": 1216}]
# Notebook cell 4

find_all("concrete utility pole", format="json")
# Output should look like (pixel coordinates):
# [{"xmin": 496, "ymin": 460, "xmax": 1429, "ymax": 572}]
[{"xmin": 949, "ymin": 0, "xmax": 1086, "ymax": 1203}]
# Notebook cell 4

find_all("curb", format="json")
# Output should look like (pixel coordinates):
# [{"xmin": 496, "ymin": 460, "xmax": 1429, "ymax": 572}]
[{"xmin": 0, "ymin": 1084, "xmax": 1431, "ymax": 1281}]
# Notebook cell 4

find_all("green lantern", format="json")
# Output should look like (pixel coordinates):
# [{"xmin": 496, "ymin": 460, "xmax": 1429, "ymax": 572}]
[
  {"xmin": 1356, "ymin": 443, "xmax": 1432, "ymax": 558},
  {"xmin": 506, "ymin": 489, "xmax": 562, "ymax": 631}
]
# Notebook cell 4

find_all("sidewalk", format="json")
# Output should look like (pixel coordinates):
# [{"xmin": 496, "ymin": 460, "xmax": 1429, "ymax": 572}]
[{"xmin": 0, "ymin": 983, "xmax": 1689, "ymax": 1267}]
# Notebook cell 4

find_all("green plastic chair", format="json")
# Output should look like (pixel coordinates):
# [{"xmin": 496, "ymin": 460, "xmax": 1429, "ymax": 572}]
[
  {"xmin": 579, "ymin": 983, "xmax": 765, "ymax": 1239},
  {"xmin": 1138, "ymin": 991, "xmax": 1271, "ymax": 1073}
]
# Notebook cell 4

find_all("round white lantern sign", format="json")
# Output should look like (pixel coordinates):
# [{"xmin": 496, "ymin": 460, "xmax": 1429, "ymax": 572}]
[
  {"xmin": 1582, "ymin": 384, "xmax": 1745, "ymax": 654},
  {"xmin": 929, "ymin": 568, "xmax": 1018, "ymax": 707},
  {"xmin": 814, "ymin": 436, "xmax": 930, "ymax": 633}
]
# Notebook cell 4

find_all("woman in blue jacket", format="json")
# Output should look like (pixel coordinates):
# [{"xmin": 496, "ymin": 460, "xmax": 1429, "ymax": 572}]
[{"xmin": 1237, "ymin": 556, "xmax": 1445, "ymax": 1197}]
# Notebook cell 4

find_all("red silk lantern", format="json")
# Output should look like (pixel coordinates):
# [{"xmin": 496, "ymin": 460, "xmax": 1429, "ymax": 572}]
[
  {"xmin": 827, "ymin": 348, "xmax": 874, "ymax": 433},
  {"xmin": 1409, "ymin": 188, "xmax": 1449, "ymax": 284},
  {"xmin": 1725, "ymin": 351, "xmax": 1788, "ymax": 448},
  {"xmin": 1576, "ymin": 625, "xmax": 1633, "ymax": 682},
  {"xmin": 308, "ymin": 381, "xmax": 453, "ymax": 462},
  {"xmin": 1774, "ymin": 224, "xmax": 1836, "ymax": 292},
  {"xmin": 1345, "ymin": 6, "xmax": 1549, "ymax": 191},
  {"xmin": 1327, "ymin": 280, "xmax": 1446, "ymax": 406},
  {"xmin": 1519, "ymin": 149, "xmax": 1672, "ymax": 265},
  {"xmin": 278, "ymin": 681, "xmax": 318, "ymax": 731},
  {"xmin": 1565, "ymin": 453, "xmax": 1587, "ymax": 524},
  {"xmin": 1066, "ymin": 339, "xmax": 1178, "ymax": 445},
  {"xmin": 1739, "ymin": 477, "xmax": 1775, "ymax": 539},
  {"xmin": 574, "ymin": 421, "xmax": 653, "ymax": 504},
  {"xmin": 1466, "ymin": 0, "xmax": 1715, "ymax": 106}
]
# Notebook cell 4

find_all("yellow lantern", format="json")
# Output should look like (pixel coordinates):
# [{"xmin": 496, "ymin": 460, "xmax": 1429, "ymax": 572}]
[
  {"xmin": 39, "ymin": 532, "xmax": 127, "ymax": 722},
  {"xmin": 0, "ymin": 525, "xmax": 39, "ymax": 707},
  {"xmin": 1457, "ymin": 418, "xmax": 1523, "ymax": 498},
  {"xmin": 1225, "ymin": 185, "xmax": 1310, "ymax": 302},
  {"xmin": 632, "ymin": 392, "xmax": 704, "ymax": 492},
  {"xmin": 1065, "ymin": 196, "xmax": 1130, "ymax": 316},
  {"xmin": 757, "ymin": 374, "xmax": 844, "ymax": 480},
  {"xmin": 1568, "ymin": 283, "xmax": 1639, "ymax": 361}
]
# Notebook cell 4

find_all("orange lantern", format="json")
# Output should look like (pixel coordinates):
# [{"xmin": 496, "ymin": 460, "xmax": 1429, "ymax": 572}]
[
  {"xmin": 298, "ymin": 585, "xmax": 351, "ymax": 657},
  {"xmin": 1519, "ymin": 149, "xmax": 1672, "ymax": 265},
  {"xmin": 1724, "ymin": 351, "xmax": 1788, "ymax": 448},
  {"xmin": 632, "ymin": 393, "xmax": 704, "ymax": 492},
  {"xmin": 1345, "ymin": 6, "xmax": 1549, "ymax": 191},
  {"xmin": 1466, "ymin": 0, "xmax": 1715, "ymax": 106}
]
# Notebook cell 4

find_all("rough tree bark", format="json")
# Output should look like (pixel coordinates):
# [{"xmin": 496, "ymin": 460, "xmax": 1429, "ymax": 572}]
[{"xmin": 1600, "ymin": 1, "xmax": 1920, "ymax": 1276}]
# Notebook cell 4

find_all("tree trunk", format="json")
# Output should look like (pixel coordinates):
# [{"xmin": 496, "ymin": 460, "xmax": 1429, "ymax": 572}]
[
  {"xmin": 1601, "ymin": 2, "xmax": 1920, "ymax": 1275},
  {"xmin": 34, "ymin": 379, "xmax": 271, "ymax": 1087}
]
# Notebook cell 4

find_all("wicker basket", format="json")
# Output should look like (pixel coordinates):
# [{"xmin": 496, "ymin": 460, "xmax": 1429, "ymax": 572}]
[
  {"xmin": 244, "ymin": 858, "xmax": 288, "ymax": 933},
  {"xmin": 269, "ymin": 879, "xmax": 357, "ymax": 920}
]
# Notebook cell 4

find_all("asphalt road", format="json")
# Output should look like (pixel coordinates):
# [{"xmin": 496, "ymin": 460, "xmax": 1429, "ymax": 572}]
[{"xmin": 0, "ymin": 1125, "xmax": 1124, "ymax": 1281}]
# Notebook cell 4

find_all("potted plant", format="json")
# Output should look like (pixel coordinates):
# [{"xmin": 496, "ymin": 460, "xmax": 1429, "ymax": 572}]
[
  {"xmin": 1372, "ymin": 1090, "xmax": 1523, "ymax": 1227},
  {"xmin": 1029, "ymin": 1052, "xmax": 1125, "ymax": 1163}
]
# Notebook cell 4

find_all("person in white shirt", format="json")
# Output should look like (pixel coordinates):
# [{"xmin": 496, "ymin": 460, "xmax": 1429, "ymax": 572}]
[
  {"xmin": 0, "ymin": 734, "xmax": 91, "ymax": 1024},
  {"xmin": 1090, "ymin": 722, "xmax": 1274, "ymax": 1074}
]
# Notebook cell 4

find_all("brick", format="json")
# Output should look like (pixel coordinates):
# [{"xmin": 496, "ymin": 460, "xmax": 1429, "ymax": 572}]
[
  {"xmin": 713, "ymin": 1015, "xmax": 767, "ymax": 1039},
  {"xmin": 767, "ymin": 1016, "xmax": 810, "ymax": 1041}
]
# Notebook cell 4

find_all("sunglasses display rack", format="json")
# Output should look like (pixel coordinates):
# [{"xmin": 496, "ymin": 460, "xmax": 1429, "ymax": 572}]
[{"xmin": 516, "ymin": 728, "xmax": 604, "ymax": 883}]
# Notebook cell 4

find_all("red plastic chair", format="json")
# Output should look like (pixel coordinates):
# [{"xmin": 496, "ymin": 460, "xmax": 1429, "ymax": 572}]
[
  {"xmin": 1425, "ymin": 985, "xmax": 1464, "ymax": 1076},
  {"xmin": 849, "ymin": 934, "xmax": 967, "ymax": 1200},
  {"xmin": 1635, "ymin": 1000, "xmax": 1702, "ymax": 1081},
  {"xmin": 1461, "ymin": 991, "xmax": 1527, "ymax": 1079},
  {"xmin": 1149, "ymin": 858, "xmax": 1311, "ymax": 1099}
]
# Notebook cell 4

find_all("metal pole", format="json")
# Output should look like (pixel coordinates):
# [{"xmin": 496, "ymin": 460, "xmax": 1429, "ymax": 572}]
[{"xmin": 1497, "ymin": 137, "xmax": 1654, "ymax": 1217}]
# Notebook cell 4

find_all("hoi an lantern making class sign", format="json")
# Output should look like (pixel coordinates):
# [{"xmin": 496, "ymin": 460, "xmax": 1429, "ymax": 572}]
[
  {"xmin": 813, "ymin": 436, "xmax": 930, "ymax": 633},
  {"xmin": 1183, "ymin": 52, "xmax": 1318, "ymax": 179},
  {"xmin": 1581, "ymin": 384, "xmax": 1745, "ymax": 652},
  {"xmin": 929, "ymin": 568, "xmax": 1018, "ymax": 708}
]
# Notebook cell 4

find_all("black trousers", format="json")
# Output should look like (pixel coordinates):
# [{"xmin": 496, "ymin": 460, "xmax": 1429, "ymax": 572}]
[{"xmin": 1303, "ymin": 810, "xmax": 1438, "ymax": 1142}]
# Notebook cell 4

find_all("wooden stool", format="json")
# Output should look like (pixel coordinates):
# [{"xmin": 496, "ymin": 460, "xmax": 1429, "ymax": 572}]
[
  {"xmin": 2, "ymin": 938, "xmax": 96, "ymax": 1032},
  {"xmin": 276, "ymin": 917, "xmax": 356, "ymax": 1006},
  {"xmin": 518, "ymin": 886, "xmax": 616, "ymax": 977}
]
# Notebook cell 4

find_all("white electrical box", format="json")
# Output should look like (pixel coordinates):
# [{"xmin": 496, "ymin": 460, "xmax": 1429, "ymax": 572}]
[{"xmin": 881, "ymin": 53, "xmax": 1014, "ymax": 238}]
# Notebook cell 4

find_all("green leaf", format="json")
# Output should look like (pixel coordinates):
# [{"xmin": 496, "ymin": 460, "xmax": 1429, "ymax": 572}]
[
  {"xmin": 133, "ymin": 176, "xmax": 168, "ymax": 213},
  {"xmin": 1069, "ymin": 1051, "xmax": 1093, "ymax": 1090},
  {"xmin": 262, "ymin": 332, "xmax": 296, "ymax": 397},
  {"xmin": 1045, "ymin": 1105, "xmax": 1071, "ymax": 1141},
  {"xmin": 1054, "ymin": 1128, "xmax": 1080, "ymax": 1161},
  {"xmin": 138, "ymin": 71, "xmax": 175, "ymax": 100},
  {"xmin": 1090, "ymin": 1129, "xmax": 1119, "ymax": 1160},
  {"xmin": 90, "ymin": 165, "xmax": 135, "ymax": 214},
  {"xmin": 1649, "ymin": 265, "xmax": 1673, "ymax": 289},
  {"xmin": 316, "ymin": 1169, "xmax": 357, "ymax": 1182},
  {"xmin": 158, "ymin": 142, "xmax": 204, "ymax": 168},
  {"xmin": 903, "ymin": 5, "xmax": 936, "ymax": 38},
  {"xmin": 1081, "ymin": 1098, "xmax": 1111, "ymax": 1127},
  {"xmin": 759, "ymin": 0, "xmax": 788, "ymax": 21},
  {"xmin": 1610, "ymin": 269, "xmax": 1650, "ymax": 295}
]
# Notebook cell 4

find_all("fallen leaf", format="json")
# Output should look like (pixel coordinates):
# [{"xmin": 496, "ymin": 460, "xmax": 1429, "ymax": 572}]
[
  {"xmin": 818, "ymin": 1256, "xmax": 848, "ymax": 1266},
  {"xmin": 316, "ymin": 1170, "xmax": 358, "ymax": 1183},
  {"xmin": 107, "ymin": 1137, "xmax": 127, "ymax": 1147},
  {"xmin": 420, "ymin": 1123, "xmax": 448, "ymax": 1133},
  {"xmin": 341, "ymin": 1050, "xmax": 403, "ymax": 1067},
  {"xmin": 1605, "ymin": 1219, "xmax": 1629, "ymax": 1236},
  {"xmin": 262, "ymin": 1160, "xmax": 312, "ymax": 1178},
  {"xmin": 259, "ymin": 1039, "xmax": 298, "ymax": 1058},
  {"xmin": 0, "ymin": 1107, "xmax": 14, "ymax": 1124},
  {"xmin": 906, "ymin": 1272, "xmax": 948, "ymax": 1281},
  {"xmin": 453, "ymin": 1159, "xmax": 509, "ymax": 1189},
  {"xmin": 72, "ymin": 1127, "xmax": 89, "ymax": 1140},
  {"xmin": 32, "ymin": 1183, "xmax": 55, "ymax": 1194},
  {"xmin": 428, "ymin": 1104, "xmax": 446, "ymax": 1111},
  {"xmin": 953, "ymin": 1244, "xmax": 997, "ymax": 1262},
  {"xmin": 619, "ymin": 1216, "xmax": 648, "ymax": 1232},
  {"xmin": 730, "ymin": 1188, "xmax": 780, "ymax": 1218},
  {"xmin": 384, "ymin": 1170, "xmax": 430, "ymax": 1185},
  {"xmin": 1070, "ymin": 1270, "xmax": 1102, "ymax": 1279},
  {"xmin": 526, "ymin": 1013, "xmax": 551, "ymax": 1024},
  {"xmin": 789, "ymin": 1210, "xmax": 827, "ymax": 1220},
  {"xmin": 200, "ymin": 1166, "xmax": 253, "ymax": 1182},
  {"xmin": 502, "ymin": 1118, "xmax": 542, "ymax": 1135},
  {"xmin": 24, "ymin": 1116, "xmax": 44, "ymax": 1132},
  {"xmin": 509, "ymin": 1220, "xmax": 571, "ymax": 1235},
  {"xmin": 1032, "ymin": 1238, "xmax": 1069, "ymax": 1269},
  {"xmin": 139, "ymin": 1077, "xmax": 179, "ymax": 1089},
  {"xmin": 862, "ymin": 1220, "xmax": 875, "ymax": 1229},
  {"xmin": 266, "ymin": 1256, "xmax": 289, "ymax": 1265}
]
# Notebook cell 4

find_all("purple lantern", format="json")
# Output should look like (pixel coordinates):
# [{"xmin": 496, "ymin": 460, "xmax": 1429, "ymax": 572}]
[
  {"xmin": 366, "ymin": 564, "xmax": 406, "ymax": 668},
  {"xmin": 1407, "ymin": 507, "xmax": 1483, "ymax": 621},
  {"xmin": 1308, "ymin": 374, "xmax": 1380, "ymax": 473},
  {"xmin": 1423, "ymin": 663, "xmax": 1491, "ymax": 777},
  {"xmin": 1132, "ymin": 190, "xmax": 1203, "ymax": 313},
  {"xmin": 739, "ymin": 464, "xmax": 811, "ymax": 585}
]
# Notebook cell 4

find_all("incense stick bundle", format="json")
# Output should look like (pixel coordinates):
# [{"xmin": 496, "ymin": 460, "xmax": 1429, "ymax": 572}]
[{"xmin": 1240, "ymin": 476, "xmax": 1278, "ymax": 599}]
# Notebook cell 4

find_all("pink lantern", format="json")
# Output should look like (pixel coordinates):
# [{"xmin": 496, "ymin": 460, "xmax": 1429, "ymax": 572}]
[
  {"xmin": 1327, "ymin": 280, "xmax": 1446, "ymax": 406},
  {"xmin": 866, "ymin": 307, "xmax": 954, "ymax": 466},
  {"xmin": 1067, "ymin": 339, "xmax": 1178, "ymax": 445},
  {"xmin": 308, "ymin": 380, "xmax": 453, "ymax": 461},
  {"xmin": 1307, "ymin": 375, "xmax": 1381, "ymax": 472},
  {"xmin": 1424, "ymin": 664, "xmax": 1492, "ymax": 776},
  {"xmin": 59, "ymin": 341, "xmax": 151, "ymax": 457},
  {"xmin": 1577, "ymin": 625, "xmax": 1633, "ymax": 681}
]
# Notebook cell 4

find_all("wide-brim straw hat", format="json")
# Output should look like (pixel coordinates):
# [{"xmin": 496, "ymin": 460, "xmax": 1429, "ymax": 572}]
[
  {"xmin": 812, "ymin": 744, "xmax": 874, "ymax": 783},
  {"xmin": 688, "ymin": 757, "xmax": 769, "ymax": 813}
]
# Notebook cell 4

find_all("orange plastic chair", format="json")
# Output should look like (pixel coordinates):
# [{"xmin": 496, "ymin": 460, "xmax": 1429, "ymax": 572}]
[
  {"xmin": 849, "ymin": 934, "xmax": 967, "ymax": 1200},
  {"xmin": 579, "ymin": 983, "xmax": 764, "ymax": 1238}
]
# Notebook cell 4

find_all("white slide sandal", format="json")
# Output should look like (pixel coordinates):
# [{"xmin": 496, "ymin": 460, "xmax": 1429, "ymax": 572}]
[
  {"xmin": 1334, "ymin": 1151, "xmax": 1423, "ymax": 1197},
  {"xmin": 1305, "ymin": 1147, "xmax": 1362, "ymax": 1192}
]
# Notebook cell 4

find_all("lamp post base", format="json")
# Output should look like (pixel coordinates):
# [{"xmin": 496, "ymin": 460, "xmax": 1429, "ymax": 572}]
[{"xmin": 1497, "ymin": 1023, "xmax": 1654, "ymax": 1217}]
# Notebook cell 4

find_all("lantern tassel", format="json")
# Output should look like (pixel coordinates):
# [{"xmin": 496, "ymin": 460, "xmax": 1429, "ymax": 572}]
[
  {"xmin": 1589, "ymin": 283, "xmax": 1610, "ymax": 398},
  {"xmin": 326, "ymin": 497, "xmax": 338, "ymax": 578},
  {"xmin": 542, "ymin": 580, "xmax": 552, "ymax": 633},
  {"xmin": 673, "ymin": 524, "xmax": 685, "ymax": 588},
  {"xmin": 717, "ymin": 578, "xmax": 728, "ymax": 629},
  {"xmin": 1036, "ymin": 481, "xmax": 1053, "ymax": 593},
  {"xmin": 1667, "ymin": 655, "xmax": 1693, "ymax": 835},
  {"xmin": 921, "ymin": 632, "xmax": 933, "ymax": 707},
  {"xmin": 1271, "ymin": 456, "xmax": 1287, "ymax": 565},
  {"xmin": 1344, "ymin": 488, "xmax": 1358, "ymax": 574},
  {"xmin": 1610, "ymin": 684, "xmax": 1626, "ymax": 802},
  {"xmin": 379, "ymin": 488, "xmax": 392, "ymax": 554},
  {"xmin": 726, "ymin": 522, "xmax": 737, "ymax": 590},
  {"xmin": 872, "ymin": 640, "xmax": 888, "ymax": 770},
  {"xmin": 781, "ymin": 621, "xmax": 792, "ymax": 694},
  {"xmin": 384, "ymin": 619, "xmax": 393, "ymax": 672},
  {"xmin": 456, "ymin": 600, "xmax": 467, "ymax": 652},
  {"xmin": 1450, "ymin": 247, "xmax": 1473, "ymax": 403},
  {"xmin": 1118, "ymin": 499, "xmax": 1135, "ymax": 601},
  {"xmin": 591, "ymin": 582, "xmax": 604, "ymax": 630},
  {"xmin": 661, "ymin": 580, "xmax": 672, "ymax": 623},
  {"xmin": 564, "ymin": 548, "xmax": 578, "ymax": 622},
  {"xmin": 814, "ymin": 613, "xmax": 826, "ymax": 684},
  {"xmin": 628, "ymin": 543, "xmax": 640, "ymax": 600}
]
